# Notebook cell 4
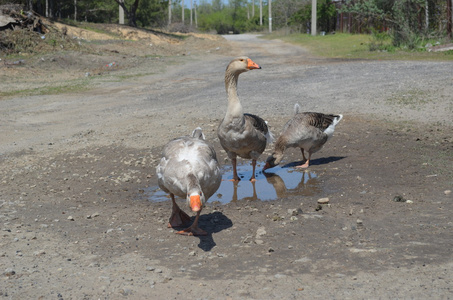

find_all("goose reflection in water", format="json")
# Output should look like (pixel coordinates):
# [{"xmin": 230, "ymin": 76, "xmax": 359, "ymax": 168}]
[
  {"xmin": 213, "ymin": 163, "xmax": 321, "ymax": 204},
  {"xmin": 148, "ymin": 164, "xmax": 322, "ymax": 204},
  {"xmin": 263, "ymin": 168, "xmax": 321, "ymax": 198}
]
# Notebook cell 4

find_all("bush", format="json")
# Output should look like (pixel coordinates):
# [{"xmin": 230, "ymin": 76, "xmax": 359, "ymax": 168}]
[{"xmin": 368, "ymin": 29, "xmax": 394, "ymax": 52}]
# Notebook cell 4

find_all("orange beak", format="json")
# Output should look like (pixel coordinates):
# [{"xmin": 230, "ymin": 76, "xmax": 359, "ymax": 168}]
[
  {"xmin": 190, "ymin": 195, "xmax": 202, "ymax": 212},
  {"xmin": 247, "ymin": 58, "xmax": 261, "ymax": 70}
]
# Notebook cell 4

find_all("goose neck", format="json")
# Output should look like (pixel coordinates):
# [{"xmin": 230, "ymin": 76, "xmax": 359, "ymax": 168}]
[{"xmin": 225, "ymin": 71, "xmax": 243, "ymax": 117}]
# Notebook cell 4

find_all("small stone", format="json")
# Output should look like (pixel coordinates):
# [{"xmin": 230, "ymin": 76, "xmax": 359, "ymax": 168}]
[
  {"xmin": 67, "ymin": 216, "xmax": 74, "ymax": 221},
  {"xmin": 146, "ymin": 266, "xmax": 155, "ymax": 271},
  {"xmin": 393, "ymin": 195, "xmax": 406, "ymax": 202},
  {"xmin": 256, "ymin": 226, "xmax": 266, "ymax": 238},
  {"xmin": 268, "ymin": 247, "xmax": 275, "ymax": 253},
  {"xmin": 33, "ymin": 250, "xmax": 46, "ymax": 256},
  {"xmin": 356, "ymin": 219, "xmax": 363, "ymax": 225},
  {"xmin": 119, "ymin": 288, "xmax": 133, "ymax": 296},
  {"xmin": 317, "ymin": 197, "xmax": 330, "ymax": 204},
  {"xmin": 4, "ymin": 268, "xmax": 15, "ymax": 276},
  {"xmin": 188, "ymin": 251, "xmax": 196, "ymax": 256},
  {"xmin": 288, "ymin": 208, "xmax": 301, "ymax": 216},
  {"xmin": 255, "ymin": 239, "xmax": 264, "ymax": 245},
  {"xmin": 444, "ymin": 190, "xmax": 451, "ymax": 195}
]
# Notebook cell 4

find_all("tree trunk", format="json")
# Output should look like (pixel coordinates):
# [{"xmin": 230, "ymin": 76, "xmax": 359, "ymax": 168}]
[
  {"xmin": 269, "ymin": 0, "xmax": 272, "ymax": 33},
  {"xmin": 182, "ymin": 0, "xmax": 184, "ymax": 23},
  {"xmin": 74, "ymin": 0, "xmax": 77, "ymax": 21},
  {"xmin": 447, "ymin": 0, "xmax": 452, "ymax": 38},
  {"xmin": 37, "ymin": 0, "xmax": 42, "ymax": 15},
  {"xmin": 168, "ymin": 0, "xmax": 172, "ymax": 26},
  {"xmin": 194, "ymin": 2, "xmax": 197, "ymax": 28},
  {"xmin": 115, "ymin": 0, "xmax": 139, "ymax": 27},
  {"xmin": 259, "ymin": 0, "xmax": 262, "ymax": 25},
  {"xmin": 46, "ymin": 0, "xmax": 49, "ymax": 17}
]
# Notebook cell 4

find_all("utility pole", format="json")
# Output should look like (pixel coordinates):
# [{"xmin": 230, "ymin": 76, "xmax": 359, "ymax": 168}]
[
  {"xmin": 194, "ymin": 1, "xmax": 198, "ymax": 28},
  {"xmin": 182, "ymin": 0, "xmax": 184, "ymax": 23},
  {"xmin": 252, "ymin": 0, "xmax": 255, "ymax": 17},
  {"xmin": 268, "ymin": 0, "xmax": 272, "ymax": 33},
  {"xmin": 311, "ymin": 0, "xmax": 317, "ymax": 35},
  {"xmin": 119, "ymin": 2, "xmax": 124, "ymax": 25},
  {"xmin": 168, "ymin": 0, "xmax": 172, "ymax": 26},
  {"xmin": 190, "ymin": 0, "xmax": 193, "ymax": 26}
]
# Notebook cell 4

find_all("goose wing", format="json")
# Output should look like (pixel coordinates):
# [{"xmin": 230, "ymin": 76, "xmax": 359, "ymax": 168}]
[{"xmin": 301, "ymin": 112, "xmax": 342, "ymax": 131}]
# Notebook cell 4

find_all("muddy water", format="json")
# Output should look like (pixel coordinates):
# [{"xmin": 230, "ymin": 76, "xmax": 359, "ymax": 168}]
[{"xmin": 147, "ymin": 162, "xmax": 322, "ymax": 204}]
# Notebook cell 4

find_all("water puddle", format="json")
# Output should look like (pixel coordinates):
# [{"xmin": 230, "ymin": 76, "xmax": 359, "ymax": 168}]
[{"xmin": 146, "ymin": 162, "xmax": 322, "ymax": 204}]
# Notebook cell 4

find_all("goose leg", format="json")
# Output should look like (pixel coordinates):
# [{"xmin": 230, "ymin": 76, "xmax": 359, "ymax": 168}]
[
  {"xmin": 250, "ymin": 159, "xmax": 257, "ymax": 182},
  {"xmin": 168, "ymin": 194, "xmax": 191, "ymax": 228},
  {"xmin": 300, "ymin": 148, "xmax": 307, "ymax": 162},
  {"xmin": 177, "ymin": 210, "xmax": 207, "ymax": 236},
  {"xmin": 231, "ymin": 157, "xmax": 240, "ymax": 182},
  {"xmin": 297, "ymin": 152, "xmax": 311, "ymax": 168}
]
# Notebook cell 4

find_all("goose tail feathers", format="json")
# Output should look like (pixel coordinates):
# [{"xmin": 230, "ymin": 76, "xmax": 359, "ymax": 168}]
[
  {"xmin": 294, "ymin": 103, "xmax": 301, "ymax": 115},
  {"xmin": 325, "ymin": 114, "xmax": 343, "ymax": 139},
  {"xmin": 191, "ymin": 127, "xmax": 206, "ymax": 140},
  {"xmin": 333, "ymin": 114, "xmax": 343, "ymax": 126},
  {"xmin": 265, "ymin": 121, "xmax": 275, "ymax": 144}
]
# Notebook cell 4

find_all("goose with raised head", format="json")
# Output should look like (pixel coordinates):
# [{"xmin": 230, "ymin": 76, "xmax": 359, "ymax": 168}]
[
  {"xmin": 156, "ymin": 127, "xmax": 221, "ymax": 236},
  {"xmin": 218, "ymin": 56, "xmax": 273, "ymax": 182},
  {"xmin": 263, "ymin": 103, "xmax": 342, "ymax": 170}
]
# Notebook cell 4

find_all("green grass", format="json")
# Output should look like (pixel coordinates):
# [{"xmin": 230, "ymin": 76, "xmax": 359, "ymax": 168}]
[
  {"xmin": 263, "ymin": 32, "xmax": 453, "ymax": 61},
  {"xmin": 0, "ymin": 79, "xmax": 93, "ymax": 99}
]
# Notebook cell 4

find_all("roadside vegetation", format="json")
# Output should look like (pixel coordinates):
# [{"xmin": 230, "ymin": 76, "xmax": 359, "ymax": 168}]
[
  {"xmin": 264, "ymin": 32, "xmax": 453, "ymax": 61},
  {"xmin": 1, "ymin": 1, "xmax": 452, "ymax": 66}
]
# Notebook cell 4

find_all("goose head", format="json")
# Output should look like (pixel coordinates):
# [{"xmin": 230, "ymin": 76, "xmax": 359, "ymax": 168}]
[
  {"xmin": 226, "ymin": 56, "xmax": 261, "ymax": 77},
  {"xmin": 263, "ymin": 152, "xmax": 283, "ymax": 171},
  {"xmin": 187, "ymin": 190, "xmax": 205, "ymax": 212}
]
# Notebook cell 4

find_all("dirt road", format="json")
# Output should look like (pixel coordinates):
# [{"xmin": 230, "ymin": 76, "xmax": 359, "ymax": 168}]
[{"xmin": 1, "ymin": 33, "xmax": 452, "ymax": 299}]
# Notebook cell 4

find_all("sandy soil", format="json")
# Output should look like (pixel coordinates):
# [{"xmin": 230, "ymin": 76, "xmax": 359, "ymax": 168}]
[{"xmin": 1, "ymin": 28, "xmax": 453, "ymax": 299}]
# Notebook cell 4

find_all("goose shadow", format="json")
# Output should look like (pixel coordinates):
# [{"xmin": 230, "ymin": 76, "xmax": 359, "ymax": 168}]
[
  {"xmin": 281, "ymin": 156, "xmax": 346, "ymax": 168},
  {"xmin": 173, "ymin": 211, "xmax": 233, "ymax": 252}
]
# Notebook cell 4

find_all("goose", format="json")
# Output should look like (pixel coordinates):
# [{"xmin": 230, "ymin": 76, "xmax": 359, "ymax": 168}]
[
  {"xmin": 217, "ymin": 56, "xmax": 273, "ymax": 182},
  {"xmin": 263, "ymin": 103, "xmax": 342, "ymax": 170},
  {"xmin": 156, "ymin": 127, "xmax": 221, "ymax": 236}
]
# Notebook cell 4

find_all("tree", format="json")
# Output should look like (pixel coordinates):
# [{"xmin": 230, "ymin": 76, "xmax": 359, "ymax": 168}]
[
  {"xmin": 113, "ymin": 0, "xmax": 140, "ymax": 27},
  {"xmin": 273, "ymin": 0, "xmax": 307, "ymax": 31}
]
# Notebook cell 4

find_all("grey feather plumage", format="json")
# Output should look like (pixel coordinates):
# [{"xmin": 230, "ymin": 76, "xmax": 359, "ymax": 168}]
[{"xmin": 264, "ymin": 104, "xmax": 342, "ymax": 169}]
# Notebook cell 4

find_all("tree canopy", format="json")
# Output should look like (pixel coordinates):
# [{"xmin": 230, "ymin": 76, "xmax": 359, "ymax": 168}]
[{"xmin": 4, "ymin": 0, "xmax": 451, "ymax": 45}]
